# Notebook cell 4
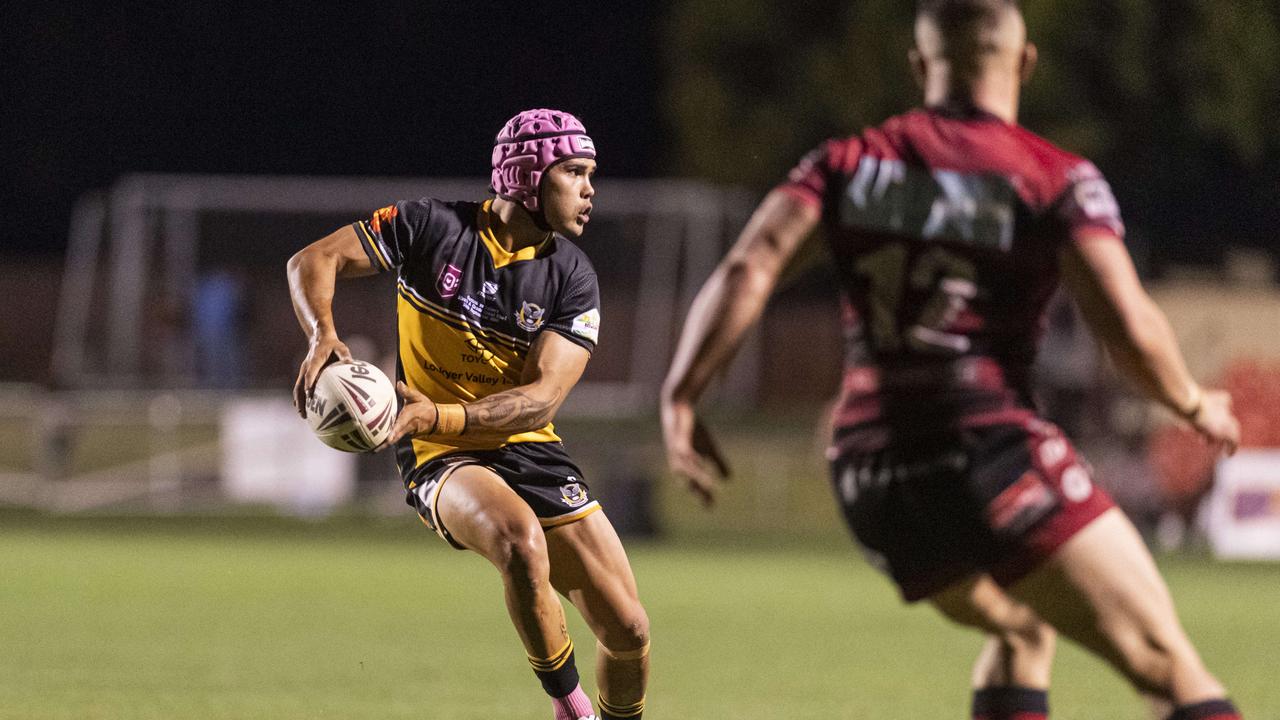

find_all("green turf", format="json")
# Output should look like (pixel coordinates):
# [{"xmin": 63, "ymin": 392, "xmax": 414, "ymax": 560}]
[{"xmin": 1, "ymin": 515, "xmax": 1277, "ymax": 720}]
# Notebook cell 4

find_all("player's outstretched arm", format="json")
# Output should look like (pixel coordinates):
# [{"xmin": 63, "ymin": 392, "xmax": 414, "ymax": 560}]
[
  {"xmin": 386, "ymin": 331, "xmax": 591, "ymax": 444},
  {"xmin": 1059, "ymin": 234, "xmax": 1240, "ymax": 454},
  {"xmin": 660, "ymin": 190, "xmax": 821, "ymax": 505},
  {"xmin": 287, "ymin": 224, "xmax": 381, "ymax": 416}
]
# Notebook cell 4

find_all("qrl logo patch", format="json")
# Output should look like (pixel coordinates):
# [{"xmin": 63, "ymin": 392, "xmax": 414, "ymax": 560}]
[
  {"xmin": 437, "ymin": 264, "xmax": 463, "ymax": 299},
  {"xmin": 560, "ymin": 480, "xmax": 588, "ymax": 508}
]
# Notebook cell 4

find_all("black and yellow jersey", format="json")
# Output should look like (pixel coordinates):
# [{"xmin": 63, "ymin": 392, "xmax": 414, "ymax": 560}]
[{"xmin": 352, "ymin": 198, "xmax": 601, "ymax": 471}]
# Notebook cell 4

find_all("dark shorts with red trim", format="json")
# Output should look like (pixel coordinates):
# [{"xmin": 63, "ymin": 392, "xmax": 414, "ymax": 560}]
[
  {"xmin": 403, "ymin": 441, "xmax": 600, "ymax": 550},
  {"xmin": 829, "ymin": 418, "xmax": 1114, "ymax": 603}
]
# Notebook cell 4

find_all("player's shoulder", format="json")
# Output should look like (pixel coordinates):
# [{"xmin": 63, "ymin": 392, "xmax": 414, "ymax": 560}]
[
  {"xmin": 405, "ymin": 197, "xmax": 482, "ymax": 227},
  {"xmin": 864, "ymin": 107, "xmax": 937, "ymax": 147},
  {"xmin": 1004, "ymin": 125, "xmax": 1110, "ymax": 200},
  {"xmin": 1009, "ymin": 125, "xmax": 1095, "ymax": 174},
  {"xmin": 545, "ymin": 235, "xmax": 597, "ymax": 278}
]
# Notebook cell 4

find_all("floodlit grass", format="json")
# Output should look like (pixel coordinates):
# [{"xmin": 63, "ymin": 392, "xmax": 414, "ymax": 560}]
[{"xmin": 1, "ymin": 514, "xmax": 1277, "ymax": 720}]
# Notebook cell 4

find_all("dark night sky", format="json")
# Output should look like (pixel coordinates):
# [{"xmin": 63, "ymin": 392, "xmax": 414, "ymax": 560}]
[
  {"xmin": 5, "ymin": 3, "xmax": 1276, "ymax": 267},
  {"xmin": 2, "ymin": 2, "xmax": 659, "ymax": 256}
]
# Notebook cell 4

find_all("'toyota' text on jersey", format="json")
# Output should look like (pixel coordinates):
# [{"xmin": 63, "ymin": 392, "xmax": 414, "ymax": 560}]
[
  {"xmin": 778, "ymin": 106, "xmax": 1126, "ymax": 456},
  {"xmin": 353, "ymin": 198, "xmax": 601, "ymax": 472}
]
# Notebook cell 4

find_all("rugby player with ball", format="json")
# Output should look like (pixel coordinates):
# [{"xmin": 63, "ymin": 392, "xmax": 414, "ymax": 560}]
[{"xmin": 288, "ymin": 109, "xmax": 649, "ymax": 720}]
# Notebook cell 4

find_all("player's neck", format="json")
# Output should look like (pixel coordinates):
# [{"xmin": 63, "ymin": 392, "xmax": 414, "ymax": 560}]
[
  {"xmin": 489, "ymin": 198, "xmax": 552, "ymax": 251},
  {"xmin": 924, "ymin": 76, "xmax": 1020, "ymax": 124}
]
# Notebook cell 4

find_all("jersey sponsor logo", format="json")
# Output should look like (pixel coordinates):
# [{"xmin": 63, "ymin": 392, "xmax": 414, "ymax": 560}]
[
  {"xmin": 570, "ymin": 308, "xmax": 600, "ymax": 343},
  {"xmin": 840, "ymin": 156, "xmax": 1017, "ymax": 251},
  {"xmin": 464, "ymin": 337, "xmax": 498, "ymax": 363},
  {"xmin": 437, "ymin": 263, "xmax": 463, "ymax": 299},
  {"xmin": 370, "ymin": 204, "xmax": 398, "ymax": 233},
  {"xmin": 516, "ymin": 301, "xmax": 545, "ymax": 332},
  {"xmin": 560, "ymin": 479, "xmax": 588, "ymax": 507},
  {"xmin": 460, "ymin": 295, "xmax": 485, "ymax": 318},
  {"xmin": 418, "ymin": 359, "xmax": 516, "ymax": 387}
]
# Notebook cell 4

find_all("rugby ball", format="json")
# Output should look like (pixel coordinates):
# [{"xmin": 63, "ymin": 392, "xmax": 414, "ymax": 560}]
[{"xmin": 304, "ymin": 360, "xmax": 398, "ymax": 453}]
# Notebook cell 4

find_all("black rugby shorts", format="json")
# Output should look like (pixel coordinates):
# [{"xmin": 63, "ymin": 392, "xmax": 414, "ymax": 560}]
[{"xmin": 404, "ymin": 441, "xmax": 600, "ymax": 549}]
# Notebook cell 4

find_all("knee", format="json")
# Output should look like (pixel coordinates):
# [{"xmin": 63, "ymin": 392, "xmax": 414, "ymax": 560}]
[
  {"xmin": 998, "ymin": 621, "xmax": 1056, "ymax": 661},
  {"xmin": 489, "ymin": 520, "xmax": 550, "ymax": 587},
  {"xmin": 1109, "ymin": 630, "xmax": 1180, "ymax": 695},
  {"xmin": 1007, "ymin": 621, "xmax": 1055, "ymax": 651},
  {"xmin": 601, "ymin": 604, "xmax": 650, "ymax": 652}
]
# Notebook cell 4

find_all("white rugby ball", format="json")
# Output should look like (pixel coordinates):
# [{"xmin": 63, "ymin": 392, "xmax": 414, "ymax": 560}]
[{"xmin": 304, "ymin": 360, "xmax": 397, "ymax": 453}]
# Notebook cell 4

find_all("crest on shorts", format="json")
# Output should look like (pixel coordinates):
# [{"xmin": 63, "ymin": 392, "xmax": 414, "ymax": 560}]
[
  {"xmin": 516, "ymin": 301, "xmax": 545, "ymax": 332},
  {"xmin": 560, "ymin": 480, "xmax": 588, "ymax": 508}
]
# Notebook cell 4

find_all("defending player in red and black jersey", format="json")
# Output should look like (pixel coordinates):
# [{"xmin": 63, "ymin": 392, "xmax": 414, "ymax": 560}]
[
  {"xmin": 288, "ymin": 109, "xmax": 648, "ymax": 720},
  {"xmin": 662, "ymin": 3, "xmax": 1245, "ymax": 720}
]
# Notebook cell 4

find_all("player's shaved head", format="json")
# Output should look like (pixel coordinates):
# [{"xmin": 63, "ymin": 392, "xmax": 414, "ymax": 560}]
[
  {"xmin": 911, "ymin": 0, "xmax": 1035, "ymax": 122},
  {"xmin": 915, "ymin": 0, "xmax": 1025, "ymax": 67}
]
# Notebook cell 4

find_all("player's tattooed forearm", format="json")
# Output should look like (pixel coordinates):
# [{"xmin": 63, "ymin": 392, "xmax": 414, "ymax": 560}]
[{"xmin": 466, "ymin": 388, "xmax": 562, "ymax": 433}]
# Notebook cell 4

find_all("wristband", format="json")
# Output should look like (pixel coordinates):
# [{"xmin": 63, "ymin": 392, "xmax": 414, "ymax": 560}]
[
  {"xmin": 426, "ymin": 401, "xmax": 440, "ymax": 435},
  {"xmin": 433, "ymin": 403, "xmax": 467, "ymax": 437},
  {"xmin": 1178, "ymin": 384, "xmax": 1204, "ymax": 420}
]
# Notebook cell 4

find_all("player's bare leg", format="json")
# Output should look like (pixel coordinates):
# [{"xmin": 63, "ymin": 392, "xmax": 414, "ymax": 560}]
[
  {"xmin": 1009, "ymin": 509, "xmax": 1239, "ymax": 719},
  {"xmin": 932, "ymin": 575, "xmax": 1056, "ymax": 719},
  {"xmin": 435, "ymin": 465, "xmax": 595, "ymax": 719},
  {"xmin": 547, "ymin": 511, "xmax": 650, "ymax": 720}
]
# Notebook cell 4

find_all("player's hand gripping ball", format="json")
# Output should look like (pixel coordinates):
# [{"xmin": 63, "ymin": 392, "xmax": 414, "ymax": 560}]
[{"xmin": 304, "ymin": 360, "xmax": 397, "ymax": 452}]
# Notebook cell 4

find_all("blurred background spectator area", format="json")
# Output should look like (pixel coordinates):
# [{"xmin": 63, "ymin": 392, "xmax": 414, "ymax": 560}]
[{"xmin": 1, "ymin": 0, "xmax": 1277, "ymax": 548}]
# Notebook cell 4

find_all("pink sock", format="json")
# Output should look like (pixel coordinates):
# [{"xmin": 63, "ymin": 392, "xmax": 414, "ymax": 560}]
[{"xmin": 552, "ymin": 683, "xmax": 595, "ymax": 720}]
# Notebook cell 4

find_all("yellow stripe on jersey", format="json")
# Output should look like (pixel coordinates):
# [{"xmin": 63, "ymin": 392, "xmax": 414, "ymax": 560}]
[
  {"xmin": 356, "ymin": 220, "xmax": 393, "ymax": 271},
  {"xmin": 477, "ymin": 199, "xmax": 553, "ymax": 269},
  {"xmin": 397, "ymin": 294, "xmax": 561, "ymax": 465}
]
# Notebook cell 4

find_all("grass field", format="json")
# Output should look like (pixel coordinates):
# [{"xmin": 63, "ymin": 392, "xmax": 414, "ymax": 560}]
[{"xmin": 2, "ymin": 513, "xmax": 1278, "ymax": 720}]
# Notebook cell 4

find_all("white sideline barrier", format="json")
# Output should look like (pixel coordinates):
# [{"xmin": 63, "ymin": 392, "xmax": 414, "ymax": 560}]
[
  {"xmin": 221, "ymin": 398, "xmax": 355, "ymax": 515},
  {"xmin": 1205, "ymin": 449, "xmax": 1280, "ymax": 560}
]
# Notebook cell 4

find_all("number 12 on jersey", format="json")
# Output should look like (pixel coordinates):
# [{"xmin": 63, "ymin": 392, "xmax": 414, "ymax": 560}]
[{"xmin": 853, "ymin": 243, "xmax": 978, "ymax": 354}]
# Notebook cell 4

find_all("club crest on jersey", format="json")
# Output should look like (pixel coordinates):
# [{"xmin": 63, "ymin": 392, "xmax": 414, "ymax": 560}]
[
  {"xmin": 560, "ymin": 480, "xmax": 588, "ymax": 508},
  {"xmin": 482, "ymin": 281, "xmax": 499, "ymax": 296},
  {"xmin": 437, "ymin": 263, "xmax": 462, "ymax": 299},
  {"xmin": 516, "ymin": 301, "xmax": 545, "ymax": 332}
]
